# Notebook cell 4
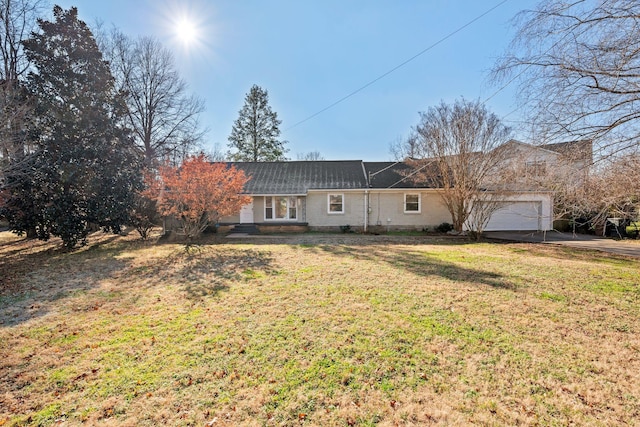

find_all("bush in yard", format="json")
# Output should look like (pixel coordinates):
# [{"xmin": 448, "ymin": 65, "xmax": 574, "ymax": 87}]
[{"xmin": 435, "ymin": 222, "xmax": 454, "ymax": 233}]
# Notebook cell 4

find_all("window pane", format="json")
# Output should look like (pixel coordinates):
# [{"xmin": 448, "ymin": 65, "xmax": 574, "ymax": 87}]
[
  {"xmin": 265, "ymin": 197, "xmax": 273, "ymax": 219},
  {"xmin": 276, "ymin": 197, "xmax": 287, "ymax": 219},
  {"xmin": 289, "ymin": 197, "xmax": 297, "ymax": 219},
  {"xmin": 329, "ymin": 194, "xmax": 343, "ymax": 212},
  {"xmin": 405, "ymin": 194, "xmax": 419, "ymax": 211}
]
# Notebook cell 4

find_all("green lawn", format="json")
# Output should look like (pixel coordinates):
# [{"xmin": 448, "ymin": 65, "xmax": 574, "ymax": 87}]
[{"xmin": 1, "ymin": 231, "xmax": 639, "ymax": 426}]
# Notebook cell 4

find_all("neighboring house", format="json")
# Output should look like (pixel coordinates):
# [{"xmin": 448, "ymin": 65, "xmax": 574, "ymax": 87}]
[
  {"xmin": 490, "ymin": 139, "xmax": 593, "ymax": 229},
  {"xmin": 497, "ymin": 139, "xmax": 592, "ymax": 187},
  {"xmin": 218, "ymin": 158, "xmax": 554, "ymax": 233}
]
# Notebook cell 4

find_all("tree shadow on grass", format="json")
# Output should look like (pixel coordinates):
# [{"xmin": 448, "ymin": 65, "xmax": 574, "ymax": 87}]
[
  {"xmin": 0, "ymin": 233, "xmax": 132, "ymax": 327},
  {"xmin": 310, "ymin": 242, "xmax": 515, "ymax": 290},
  {"xmin": 123, "ymin": 245, "xmax": 276, "ymax": 302},
  {"xmin": 0, "ymin": 233, "xmax": 276, "ymax": 326}
]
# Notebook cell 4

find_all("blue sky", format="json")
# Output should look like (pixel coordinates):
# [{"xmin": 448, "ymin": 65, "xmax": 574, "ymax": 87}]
[{"xmin": 55, "ymin": 0, "xmax": 535, "ymax": 160}]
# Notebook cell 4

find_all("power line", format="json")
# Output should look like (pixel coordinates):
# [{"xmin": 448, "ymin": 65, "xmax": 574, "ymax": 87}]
[{"xmin": 284, "ymin": 0, "xmax": 511, "ymax": 133}]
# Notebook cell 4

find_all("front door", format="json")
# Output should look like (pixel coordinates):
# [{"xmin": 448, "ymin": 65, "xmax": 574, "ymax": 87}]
[{"xmin": 239, "ymin": 201, "xmax": 254, "ymax": 224}]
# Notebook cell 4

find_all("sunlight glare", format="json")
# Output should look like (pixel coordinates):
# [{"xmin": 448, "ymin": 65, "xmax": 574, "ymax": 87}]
[
  {"xmin": 158, "ymin": 0, "xmax": 219, "ymax": 63},
  {"xmin": 175, "ymin": 17, "xmax": 198, "ymax": 46}
]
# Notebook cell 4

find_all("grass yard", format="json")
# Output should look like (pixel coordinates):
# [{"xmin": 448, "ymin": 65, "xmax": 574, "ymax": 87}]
[{"xmin": 1, "ymin": 231, "xmax": 639, "ymax": 426}]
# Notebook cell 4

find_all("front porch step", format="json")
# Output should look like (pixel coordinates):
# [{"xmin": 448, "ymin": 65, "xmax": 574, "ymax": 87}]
[{"xmin": 230, "ymin": 224, "xmax": 260, "ymax": 234}]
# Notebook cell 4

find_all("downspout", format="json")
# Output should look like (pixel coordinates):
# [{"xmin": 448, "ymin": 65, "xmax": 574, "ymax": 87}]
[
  {"xmin": 364, "ymin": 190, "xmax": 369, "ymax": 233},
  {"xmin": 363, "ymin": 163, "xmax": 371, "ymax": 233}
]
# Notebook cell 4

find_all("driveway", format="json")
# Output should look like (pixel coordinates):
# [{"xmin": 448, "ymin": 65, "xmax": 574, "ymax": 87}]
[{"xmin": 485, "ymin": 231, "xmax": 640, "ymax": 258}]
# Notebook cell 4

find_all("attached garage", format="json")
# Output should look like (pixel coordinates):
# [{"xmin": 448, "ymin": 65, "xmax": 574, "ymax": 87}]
[{"xmin": 484, "ymin": 201, "xmax": 543, "ymax": 231}]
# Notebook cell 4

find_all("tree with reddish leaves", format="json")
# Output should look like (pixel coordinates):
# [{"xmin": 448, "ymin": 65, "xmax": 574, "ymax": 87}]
[{"xmin": 155, "ymin": 154, "xmax": 250, "ymax": 239}]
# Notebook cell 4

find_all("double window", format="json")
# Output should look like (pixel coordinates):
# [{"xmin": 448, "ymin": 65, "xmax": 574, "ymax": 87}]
[
  {"xmin": 328, "ymin": 193, "xmax": 344, "ymax": 214},
  {"xmin": 265, "ymin": 196, "xmax": 297, "ymax": 220},
  {"xmin": 404, "ymin": 193, "xmax": 420, "ymax": 213}
]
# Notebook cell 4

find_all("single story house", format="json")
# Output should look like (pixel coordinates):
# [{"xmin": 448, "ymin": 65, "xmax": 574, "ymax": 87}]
[{"xmin": 218, "ymin": 160, "xmax": 553, "ymax": 233}]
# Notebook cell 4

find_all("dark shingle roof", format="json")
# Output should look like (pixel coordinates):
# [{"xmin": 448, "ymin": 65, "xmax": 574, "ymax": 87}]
[
  {"xmin": 230, "ymin": 161, "xmax": 368, "ymax": 194},
  {"xmin": 542, "ymin": 140, "xmax": 590, "ymax": 154},
  {"xmin": 364, "ymin": 162, "xmax": 437, "ymax": 189},
  {"xmin": 541, "ymin": 140, "xmax": 593, "ymax": 163}
]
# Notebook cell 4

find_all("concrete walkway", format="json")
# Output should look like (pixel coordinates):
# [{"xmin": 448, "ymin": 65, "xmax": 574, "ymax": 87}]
[{"xmin": 485, "ymin": 231, "xmax": 640, "ymax": 258}]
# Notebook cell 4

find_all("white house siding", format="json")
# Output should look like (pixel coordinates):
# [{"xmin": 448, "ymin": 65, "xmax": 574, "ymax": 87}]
[
  {"xmin": 306, "ymin": 191, "xmax": 366, "ymax": 230},
  {"xmin": 367, "ymin": 191, "xmax": 451, "ymax": 230},
  {"xmin": 252, "ymin": 196, "xmax": 265, "ymax": 222},
  {"xmin": 219, "ymin": 212, "xmax": 240, "ymax": 224},
  {"xmin": 218, "ymin": 197, "xmax": 261, "ymax": 224}
]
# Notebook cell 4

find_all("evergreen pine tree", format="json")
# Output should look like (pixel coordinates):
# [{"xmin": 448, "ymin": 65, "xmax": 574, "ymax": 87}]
[{"xmin": 227, "ymin": 85, "xmax": 287, "ymax": 161}]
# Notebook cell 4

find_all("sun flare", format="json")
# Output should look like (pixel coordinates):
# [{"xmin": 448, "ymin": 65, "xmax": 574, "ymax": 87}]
[
  {"xmin": 175, "ymin": 17, "xmax": 198, "ymax": 46},
  {"xmin": 159, "ymin": 2, "xmax": 217, "ymax": 60}
]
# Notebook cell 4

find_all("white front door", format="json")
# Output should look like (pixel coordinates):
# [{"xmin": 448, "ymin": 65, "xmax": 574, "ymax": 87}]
[{"xmin": 239, "ymin": 201, "xmax": 254, "ymax": 223}]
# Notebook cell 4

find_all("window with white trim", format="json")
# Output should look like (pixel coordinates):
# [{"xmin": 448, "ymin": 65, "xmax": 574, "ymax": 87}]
[
  {"xmin": 264, "ymin": 196, "xmax": 297, "ymax": 220},
  {"xmin": 328, "ymin": 193, "xmax": 344, "ymax": 214},
  {"xmin": 404, "ymin": 193, "xmax": 420, "ymax": 213}
]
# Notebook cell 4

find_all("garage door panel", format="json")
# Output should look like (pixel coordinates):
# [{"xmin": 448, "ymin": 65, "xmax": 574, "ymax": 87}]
[{"xmin": 485, "ymin": 201, "xmax": 541, "ymax": 231}]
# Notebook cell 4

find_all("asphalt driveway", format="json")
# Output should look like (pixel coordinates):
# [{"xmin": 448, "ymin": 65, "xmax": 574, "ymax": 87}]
[{"xmin": 485, "ymin": 231, "xmax": 640, "ymax": 258}]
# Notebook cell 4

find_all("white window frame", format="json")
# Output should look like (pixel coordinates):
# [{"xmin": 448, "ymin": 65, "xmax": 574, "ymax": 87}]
[
  {"xmin": 264, "ymin": 196, "xmax": 298, "ymax": 221},
  {"xmin": 404, "ymin": 193, "xmax": 421, "ymax": 214},
  {"xmin": 327, "ymin": 193, "xmax": 344, "ymax": 214}
]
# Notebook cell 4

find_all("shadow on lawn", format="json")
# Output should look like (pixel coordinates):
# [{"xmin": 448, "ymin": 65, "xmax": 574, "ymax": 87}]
[
  {"xmin": 312, "ymin": 242, "xmax": 514, "ymax": 290},
  {"xmin": 133, "ymin": 246, "xmax": 275, "ymax": 302},
  {"xmin": 0, "ymin": 233, "xmax": 275, "ymax": 326},
  {"xmin": 0, "ymin": 233, "xmax": 131, "ymax": 327}
]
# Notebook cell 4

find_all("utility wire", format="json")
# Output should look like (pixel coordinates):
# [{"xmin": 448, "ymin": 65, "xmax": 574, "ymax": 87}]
[{"xmin": 284, "ymin": 0, "xmax": 511, "ymax": 133}]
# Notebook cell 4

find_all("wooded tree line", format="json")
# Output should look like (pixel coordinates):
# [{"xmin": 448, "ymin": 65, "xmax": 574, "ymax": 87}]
[{"xmin": 0, "ymin": 3, "xmax": 250, "ymax": 247}]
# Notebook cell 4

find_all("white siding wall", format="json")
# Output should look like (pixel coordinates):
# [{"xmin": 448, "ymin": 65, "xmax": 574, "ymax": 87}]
[
  {"xmin": 252, "ymin": 197, "xmax": 265, "ymax": 222},
  {"xmin": 367, "ymin": 191, "xmax": 451, "ymax": 230},
  {"xmin": 306, "ymin": 191, "xmax": 365, "ymax": 229},
  {"xmin": 219, "ymin": 190, "xmax": 551, "ymax": 231},
  {"xmin": 219, "ymin": 213, "xmax": 240, "ymax": 224}
]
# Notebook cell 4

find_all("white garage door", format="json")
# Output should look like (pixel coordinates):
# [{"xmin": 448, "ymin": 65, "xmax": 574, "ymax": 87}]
[{"xmin": 484, "ymin": 201, "xmax": 541, "ymax": 231}]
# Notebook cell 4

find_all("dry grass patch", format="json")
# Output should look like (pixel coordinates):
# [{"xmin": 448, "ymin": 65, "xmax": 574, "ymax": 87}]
[{"xmin": 0, "ymin": 231, "xmax": 639, "ymax": 426}]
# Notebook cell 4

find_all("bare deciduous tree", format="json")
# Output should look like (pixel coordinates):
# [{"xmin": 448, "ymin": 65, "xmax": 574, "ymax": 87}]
[
  {"xmin": 105, "ymin": 29, "xmax": 205, "ymax": 167},
  {"xmin": 204, "ymin": 142, "xmax": 227, "ymax": 162},
  {"xmin": 494, "ymin": 0, "xmax": 640, "ymax": 156},
  {"xmin": 499, "ymin": 140, "xmax": 639, "ymax": 235},
  {"xmin": 401, "ymin": 98, "xmax": 512, "ymax": 236},
  {"xmin": 296, "ymin": 151, "xmax": 324, "ymax": 161},
  {"xmin": 0, "ymin": 0, "xmax": 46, "ymax": 167},
  {"xmin": 0, "ymin": 0, "xmax": 47, "ymax": 80},
  {"xmin": 579, "ymin": 154, "xmax": 640, "ymax": 234},
  {"xmin": 494, "ymin": 140, "xmax": 592, "ymax": 228}
]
